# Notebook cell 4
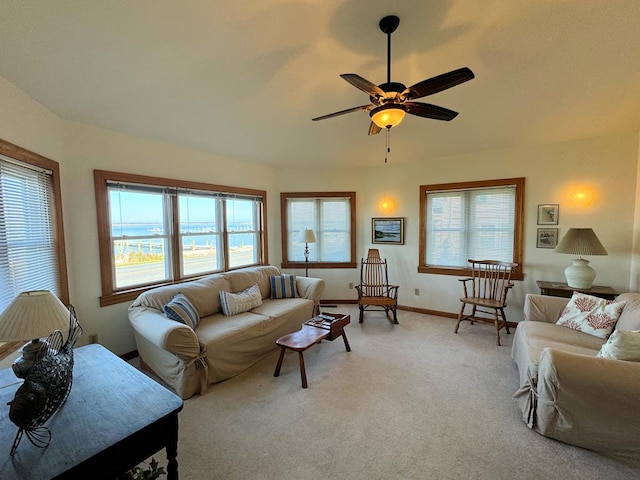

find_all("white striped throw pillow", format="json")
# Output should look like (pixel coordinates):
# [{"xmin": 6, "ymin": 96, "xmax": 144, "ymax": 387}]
[{"xmin": 220, "ymin": 284, "xmax": 263, "ymax": 316}]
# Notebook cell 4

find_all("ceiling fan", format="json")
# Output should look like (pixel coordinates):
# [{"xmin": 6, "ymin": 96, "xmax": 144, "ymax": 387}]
[{"xmin": 312, "ymin": 15, "xmax": 475, "ymax": 135}]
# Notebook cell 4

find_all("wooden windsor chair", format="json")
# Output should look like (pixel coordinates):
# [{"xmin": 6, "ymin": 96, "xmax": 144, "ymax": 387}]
[
  {"xmin": 454, "ymin": 259, "xmax": 518, "ymax": 346},
  {"xmin": 355, "ymin": 249, "xmax": 399, "ymax": 324}
]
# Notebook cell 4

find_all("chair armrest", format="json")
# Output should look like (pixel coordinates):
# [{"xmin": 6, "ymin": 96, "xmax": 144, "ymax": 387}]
[
  {"xmin": 295, "ymin": 276, "xmax": 325, "ymax": 303},
  {"xmin": 524, "ymin": 294, "xmax": 569, "ymax": 323},
  {"xmin": 535, "ymin": 347, "xmax": 640, "ymax": 452},
  {"xmin": 128, "ymin": 306, "xmax": 200, "ymax": 360}
]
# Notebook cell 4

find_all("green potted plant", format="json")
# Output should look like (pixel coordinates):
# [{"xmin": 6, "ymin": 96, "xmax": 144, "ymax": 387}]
[{"xmin": 123, "ymin": 458, "xmax": 166, "ymax": 480}]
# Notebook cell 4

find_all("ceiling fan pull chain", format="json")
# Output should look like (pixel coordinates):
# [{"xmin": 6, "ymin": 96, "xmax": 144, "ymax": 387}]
[{"xmin": 385, "ymin": 126, "xmax": 391, "ymax": 163}]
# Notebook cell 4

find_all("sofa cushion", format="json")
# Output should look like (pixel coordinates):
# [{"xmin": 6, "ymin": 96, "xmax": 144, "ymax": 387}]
[
  {"xmin": 556, "ymin": 292, "xmax": 625, "ymax": 339},
  {"xmin": 163, "ymin": 293, "xmax": 199, "ymax": 329},
  {"xmin": 220, "ymin": 284, "xmax": 263, "ymax": 316},
  {"xmin": 270, "ymin": 274, "xmax": 298, "ymax": 299},
  {"xmin": 597, "ymin": 329, "xmax": 640, "ymax": 362}
]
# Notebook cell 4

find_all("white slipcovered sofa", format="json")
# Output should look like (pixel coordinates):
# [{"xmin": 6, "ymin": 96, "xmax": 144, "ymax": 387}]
[
  {"xmin": 128, "ymin": 265, "xmax": 325, "ymax": 399},
  {"xmin": 512, "ymin": 292, "xmax": 640, "ymax": 464}
]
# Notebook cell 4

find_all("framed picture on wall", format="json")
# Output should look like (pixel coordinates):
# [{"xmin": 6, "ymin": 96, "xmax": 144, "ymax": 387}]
[
  {"xmin": 537, "ymin": 204, "xmax": 559, "ymax": 225},
  {"xmin": 372, "ymin": 217, "xmax": 404, "ymax": 245},
  {"xmin": 537, "ymin": 228, "xmax": 559, "ymax": 248}
]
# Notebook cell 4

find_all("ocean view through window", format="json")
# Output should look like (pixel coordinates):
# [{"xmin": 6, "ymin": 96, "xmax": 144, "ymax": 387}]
[{"xmin": 95, "ymin": 170, "xmax": 266, "ymax": 306}]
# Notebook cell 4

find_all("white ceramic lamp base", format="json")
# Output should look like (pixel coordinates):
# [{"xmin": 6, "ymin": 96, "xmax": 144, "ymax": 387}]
[{"xmin": 564, "ymin": 258, "xmax": 596, "ymax": 289}]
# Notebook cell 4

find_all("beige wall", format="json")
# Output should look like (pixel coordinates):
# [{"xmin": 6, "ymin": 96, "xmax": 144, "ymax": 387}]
[
  {"xmin": 277, "ymin": 133, "xmax": 640, "ymax": 323},
  {"xmin": 1, "ymin": 73, "xmax": 639, "ymax": 355},
  {"xmin": 0, "ymin": 75, "xmax": 279, "ymax": 354}
]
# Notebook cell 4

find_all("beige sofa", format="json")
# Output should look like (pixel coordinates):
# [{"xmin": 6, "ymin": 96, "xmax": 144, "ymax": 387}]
[
  {"xmin": 512, "ymin": 293, "xmax": 640, "ymax": 463},
  {"xmin": 128, "ymin": 266, "xmax": 325, "ymax": 399}
]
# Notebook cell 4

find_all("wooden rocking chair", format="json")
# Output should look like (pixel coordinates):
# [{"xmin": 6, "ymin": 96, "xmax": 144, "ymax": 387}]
[
  {"xmin": 454, "ymin": 259, "xmax": 517, "ymax": 346},
  {"xmin": 355, "ymin": 249, "xmax": 399, "ymax": 324}
]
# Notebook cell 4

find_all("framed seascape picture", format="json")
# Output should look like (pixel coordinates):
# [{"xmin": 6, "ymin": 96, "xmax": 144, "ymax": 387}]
[
  {"xmin": 537, "ymin": 228, "xmax": 559, "ymax": 248},
  {"xmin": 372, "ymin": 217, "xmax": 404, "ymax": 245},
  {"xmin": 537, "ymin": 204, "xmax": 559, "ymax": 225}
]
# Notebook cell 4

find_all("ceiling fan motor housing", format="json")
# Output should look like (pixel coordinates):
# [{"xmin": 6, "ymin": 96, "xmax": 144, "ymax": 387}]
[{"xmin": 370, "ymin": 82, "xmax": 407, "ymax": 104}]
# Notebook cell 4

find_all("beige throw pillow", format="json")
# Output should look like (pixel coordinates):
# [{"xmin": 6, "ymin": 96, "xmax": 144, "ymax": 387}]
[
  {"xmin": 556, "ymin": 292, "xmax": 626, "ymax": 339},
  {"xmin": 597, "ymin": 330, "xmax": 640, "ymax": 361}
]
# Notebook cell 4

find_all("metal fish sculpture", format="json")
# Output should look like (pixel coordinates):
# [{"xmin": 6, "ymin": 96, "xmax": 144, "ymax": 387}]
[{"xmin": 7, "ymin": 306, "xmax": 82, "ymax": 455}]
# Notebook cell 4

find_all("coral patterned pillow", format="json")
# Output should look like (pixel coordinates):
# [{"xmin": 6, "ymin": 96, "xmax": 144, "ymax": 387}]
[{"xmin": 556, "ymin": 292, "xmax": 626, "ymax": 339}]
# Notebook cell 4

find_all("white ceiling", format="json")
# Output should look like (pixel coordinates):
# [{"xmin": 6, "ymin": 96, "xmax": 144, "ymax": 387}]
[{"xmin": 1, "ymin": 1, "xmax": 639, "ymax": 168}]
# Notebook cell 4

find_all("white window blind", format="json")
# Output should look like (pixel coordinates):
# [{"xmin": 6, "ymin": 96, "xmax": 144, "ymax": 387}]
[
  {"xmin": 426, "ymin": 186, "xmax": 516, "ymax": 267},
  {"xmin": 286, "ymin": 197, "xmax": 351, "ymax": 262},
  {"xmin": 0, "ymin": 156, "xmax": 59, "ymax": 313}
]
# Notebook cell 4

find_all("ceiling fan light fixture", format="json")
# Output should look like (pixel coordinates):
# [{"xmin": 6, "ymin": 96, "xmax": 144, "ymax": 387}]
[{"xmin": 370, "ymin": 104, "xmax": 406, "ymax": 128}]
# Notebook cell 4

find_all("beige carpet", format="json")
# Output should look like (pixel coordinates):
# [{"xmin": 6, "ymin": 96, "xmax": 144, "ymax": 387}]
[{"xmin": 143, "ymin": 306, "xmax": 640, "ymax": 479}]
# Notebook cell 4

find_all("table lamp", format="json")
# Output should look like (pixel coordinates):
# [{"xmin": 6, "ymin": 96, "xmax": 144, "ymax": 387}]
[
  {"xmin": 554, "ymin": 228, "xmax": 608, "ymax": 289},
  {"xmin": 297, "ymin": 228, "xmax": 317, "ymax": 277},
  {"xmin": 0, "ymin": 290, "xmax": 70, "ymax": 378}
]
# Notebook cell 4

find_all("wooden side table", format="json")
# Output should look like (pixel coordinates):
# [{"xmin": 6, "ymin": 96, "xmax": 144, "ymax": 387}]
[
  {"xmin": 536, "ymin": 280, "xmax": 619, "ymax": 301},
  {"xmin": 273, "ymin": 313, "xmax": 350, "ymax": 388}
]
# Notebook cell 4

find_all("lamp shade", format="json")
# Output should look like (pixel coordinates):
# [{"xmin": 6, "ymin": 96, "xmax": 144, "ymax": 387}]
[
  {"xmin": 0, "ymin": 290, "xmax": 70, "ymax": 341},
  {"xmin": 297, "ymin": 228, "xmax": 317, "ymax": 244},
  {"xmin": 554, "ymin": 228, "xmax": 608, "ymax": 256},
  {"xmin": 370, "ymin": 104, "xmax": 407, "ymax": 128}
]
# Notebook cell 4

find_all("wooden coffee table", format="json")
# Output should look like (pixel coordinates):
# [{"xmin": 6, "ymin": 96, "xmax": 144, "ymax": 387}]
[{"xmin": 273, "ymin": 313, "xmax": 351, "ymax": 388}]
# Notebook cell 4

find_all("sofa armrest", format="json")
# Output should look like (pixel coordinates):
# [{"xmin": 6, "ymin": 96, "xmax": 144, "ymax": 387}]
[
  {"xmin": 295, "ymin": 276, "xmax": 325, "ymax": 303},
  {"xmin": 128, "ymin": 306, "xmax": 200, "ymax": 360},
  {"xmin": 535, "ymin": 347, "xmax": 640, "ymax": 454},
  {"xmin": 523, "ymin": 294, "xmax": 569, "ymax": 323}
]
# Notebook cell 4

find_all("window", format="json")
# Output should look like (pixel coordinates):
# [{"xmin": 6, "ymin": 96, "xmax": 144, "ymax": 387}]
[
  {"xmin": 0, "ymin": 139, "xmax": 69, "ymax": 314},
  {"xmin": 95, "ymin": 170, "xmax": 266, "ymax": 306},
  {"xmin": 419, "ymin": 178, "xmax": 524, "ymax": 279},
  {"xmin": 281, "ymin": 192, "xmax": 356, "ymax": 269}
]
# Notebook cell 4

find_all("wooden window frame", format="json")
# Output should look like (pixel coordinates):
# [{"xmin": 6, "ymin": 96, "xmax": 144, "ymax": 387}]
[
  {"xmin": 280, "ymin": 191, "xmax": 356, "ymax": 269},
  {"xmin": 95, "ymin": 170, "xmax": 268, "ymax": 306},
  {"xmin": 418, "ymin": 177, "xmax": 525, "ymax": 280},
  {"xmin": 0, "ymin": 138, "xmax": 69, "ymax": 359}
]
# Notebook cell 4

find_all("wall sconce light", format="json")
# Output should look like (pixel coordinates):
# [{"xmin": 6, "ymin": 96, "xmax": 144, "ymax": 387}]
[
  {"xmin": 379, "ymin": 197, "xmax": 396, "ymax": 214},
  {"xmin": 564, "ymin": 184, "xmax": 597, "ymax": 209}
]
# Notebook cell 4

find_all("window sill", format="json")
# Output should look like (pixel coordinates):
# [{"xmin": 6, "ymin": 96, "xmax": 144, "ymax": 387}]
[{"xmin": 281, "ymin": 262, "xmax": 356, "ymax": 270}]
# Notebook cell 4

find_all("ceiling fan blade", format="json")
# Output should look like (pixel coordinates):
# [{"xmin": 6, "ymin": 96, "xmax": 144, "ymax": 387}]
[
  {"xmin": 368, "ymin": 122, "xmax": 382, "ymax": 136},
  {"xmin": 312, "ymin": 104, "xmax": 372, "ymax": 121},
  {"xmin": 403, "ymin": 67, "xmax": 475, "ymax": 100},
  {"xmin": 405, "ymin": 102, "xmax": 459, "ymax": 121},
  {"xmin": 340, "ymin": 74, "xmax": 386, "ymax": 98}
]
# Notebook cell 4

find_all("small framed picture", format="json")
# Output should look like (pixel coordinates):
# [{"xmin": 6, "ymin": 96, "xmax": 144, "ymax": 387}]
[
  {"xmin": 537, "ymin": 204, "xmax": 559, "ymax": 225},
  {"xmin": 372, "ymin": 217, "xmax": 404, "ymax": 245},
  {"xmin": 537, "ymin": 228, "xmax": 559, "ymax": 248}
]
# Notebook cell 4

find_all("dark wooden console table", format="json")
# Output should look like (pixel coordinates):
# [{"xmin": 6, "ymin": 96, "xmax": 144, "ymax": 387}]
[
  {"xmin": 0, "ymin": 344, "xmax": 183, "ymax": 479},
  {"xmin": 536, "ymin": 280, "xmax": 619, "ymax": 301}
]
